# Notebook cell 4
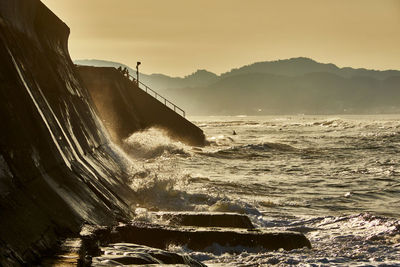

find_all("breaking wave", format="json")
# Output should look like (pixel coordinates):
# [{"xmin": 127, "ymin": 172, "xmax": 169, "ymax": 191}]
[
  {"xmin": 201, "ymin": 142, "xmax": 296, "ymax": 159},
  {"xmin": 168, "ymin": 213, "xmax": 400, "ymax": 266},
  {"xmin": 129, "ymin": 179, "xmax": 261, "ymax": 217},
  {"xmin": 120, "ymin": 115, "xmax": 400, "ymax": 265},
  {"xmin": 121, "ymin": 128, "xmax": 191, "ymax": 159}
]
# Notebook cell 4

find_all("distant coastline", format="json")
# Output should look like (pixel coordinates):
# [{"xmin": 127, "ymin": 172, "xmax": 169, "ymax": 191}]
[{"xmin": 76, "ymin": 58, "xmax": 400, "ymax": 116}]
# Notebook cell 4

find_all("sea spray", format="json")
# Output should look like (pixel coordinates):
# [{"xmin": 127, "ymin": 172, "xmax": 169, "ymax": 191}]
[
  {"xmin": 114, "ymin": 116, "xmax": 400, "ymax": 265},
  {"xmin": 122, "ymin": 127, "xmax": 191, "ymax": 159}
]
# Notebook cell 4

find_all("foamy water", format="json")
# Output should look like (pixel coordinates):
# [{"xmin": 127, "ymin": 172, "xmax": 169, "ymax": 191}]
[{"xmin": 124, "ymin": 115, "xmax": 400, "ymax": 266}]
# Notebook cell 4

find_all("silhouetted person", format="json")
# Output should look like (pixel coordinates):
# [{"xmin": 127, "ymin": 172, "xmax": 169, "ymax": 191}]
[
  {"xmin": 123, "ymin": 67, "xmax": 129, "ymax": 77},
  {"xmin": 117, "ymin": 66, "xmax": 122, "ymax": 72},
  {"xmin": 233, "ymin": 130, "xmax": 237, "ymax": 135},
  {"xmin": 136, "ymin": 61, "xmax": 141, "ymax": 85}
]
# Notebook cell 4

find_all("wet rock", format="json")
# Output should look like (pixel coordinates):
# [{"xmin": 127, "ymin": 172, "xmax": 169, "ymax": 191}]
[
  {"xmin": 85, "ymin": 222, "xmax": 312, "ymax": 252},
  {"xmin": 154, "ymin": 211, "xmax": 255, "ymax": 229},
  {"xmin": 40, "ymin": 238, "xmax": 82, "ymax": 266},
  {"xmin": 92, "ymin": 243, "xmax": 205, "ymax": 266}
]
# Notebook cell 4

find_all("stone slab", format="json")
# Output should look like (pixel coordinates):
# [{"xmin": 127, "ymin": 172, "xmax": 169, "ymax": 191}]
[{"xmin": 154, "ymin": 211, "xmax": 255, "ymax": 229}]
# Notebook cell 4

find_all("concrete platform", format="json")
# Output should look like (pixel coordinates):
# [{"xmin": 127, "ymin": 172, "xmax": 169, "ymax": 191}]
[
  {"xmin": 154, "ymin": 211, "xmax": 255, "ymax": 229},
  {"xmin": 83, "ymin": 222, "xmax": 312, "ymax": 252}
]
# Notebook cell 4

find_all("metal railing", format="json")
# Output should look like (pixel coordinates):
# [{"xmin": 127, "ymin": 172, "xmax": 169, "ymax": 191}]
[{"xmin": 123, "ymin": 72, "xmax": 185, "ymax": 117}]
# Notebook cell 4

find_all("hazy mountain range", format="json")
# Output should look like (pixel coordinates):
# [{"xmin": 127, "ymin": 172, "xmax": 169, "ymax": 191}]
[{"xmin": 75, "ymin": 58, "xmax": 400, "ymax": 115}]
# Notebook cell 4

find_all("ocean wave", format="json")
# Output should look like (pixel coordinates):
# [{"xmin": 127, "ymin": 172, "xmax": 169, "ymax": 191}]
[
  {"xmin": 128, "ymin": 167, "xmax": 198, "ymax": 211},
  {"xmin": 361, "ymin": 131, "xmax": 400, "ymax": 142},
  {"xmin": 244, "ymin": 142, "xmax": 296, "ymax": 151},
  {"xmin": 123, "ymin": 116, "xmax": 400, "ymax": 265},
  {"xmin": 206, "ymin": 134, "xmax": 235, "ymax": 146},
  {"xmin": 122, "ymin": 128, "xmax": 191, "ymax": 159},
  {"xmin": 199, "ymin": 120, "xmax": 261, "ymax": 128},
  {"xmin": 201, "ymin": 142, "xmax": 296, "ymax": 159},
  {"xmin": 166, "ymin": 212, "xmax": 400, "ymax": 265},
  {"xmin": 128, "ymin": 167, "xmax": 262, "ymax": 217},
  {"xmin": 203, "ymin": 199, "xmax": 261, "ymax": 215}
]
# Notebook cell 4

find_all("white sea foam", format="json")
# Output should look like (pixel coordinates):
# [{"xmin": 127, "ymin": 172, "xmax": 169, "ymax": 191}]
[{"xmin": 122, "ymin": 128, "xmax": 191, "ymax": 159}]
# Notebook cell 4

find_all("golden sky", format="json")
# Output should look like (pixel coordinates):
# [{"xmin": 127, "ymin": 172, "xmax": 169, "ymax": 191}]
[{"xmin": 42, "ymin": 0, "xmax": 400, "ymax": 76}]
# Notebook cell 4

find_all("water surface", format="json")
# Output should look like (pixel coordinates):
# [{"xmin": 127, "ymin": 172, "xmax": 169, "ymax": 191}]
[{"xmin": 124, "ymin": 115, "xmax": 400, "ymax": 266}]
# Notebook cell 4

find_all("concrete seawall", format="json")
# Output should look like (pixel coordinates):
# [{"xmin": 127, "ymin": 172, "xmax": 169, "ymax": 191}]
[
  {"xmin": 0, "ymin": 1, "xmax": 203, "ymax": 264},
  {"xmin": 0, "ymin": 1, "xmax": 136, "ymax": 264},
  {"xmin": 78, "ymin": 66, "xmax": 206, "ymax": 146},
  {"xmin": 0, "ymin": 1, "xmax": 311, "ymax": 265}
]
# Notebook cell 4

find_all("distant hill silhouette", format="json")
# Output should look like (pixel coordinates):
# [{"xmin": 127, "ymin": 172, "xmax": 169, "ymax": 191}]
[
  {"xmin": 75, "ymin": 58, "xmax": 400, "ymax": 115},
  {"xmin": 75, "ymin": 59, "xmax": 218, "ymax": 90},
  {"xmin": 220, "ymin": 57, "xmax": 400, "ymax": 80}
]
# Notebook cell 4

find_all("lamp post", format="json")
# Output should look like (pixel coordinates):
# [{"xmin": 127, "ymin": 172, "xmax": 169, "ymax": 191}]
[{"xmin": 136, "ymin": 61, "xmax": 141, "ymax": 85}]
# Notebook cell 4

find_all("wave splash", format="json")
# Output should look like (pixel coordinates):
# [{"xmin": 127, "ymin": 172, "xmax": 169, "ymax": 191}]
[
  {"xmin": 119, "ymin": 116, "xmax": 400, "ymax": 265},
  {"xmin": 167, "ymin": 213, "xmax": 400, "ymax": 266},
  {"xmin": 128, "ymin": 170, "xmax": 261, "ymax": 216},
  {"xmin": 122, "ymin": 128, "xmax": 191, "ymax": 159},
  {"xmin": 201, "ymin": 142, "xmax": 296, "ymax": 159}
]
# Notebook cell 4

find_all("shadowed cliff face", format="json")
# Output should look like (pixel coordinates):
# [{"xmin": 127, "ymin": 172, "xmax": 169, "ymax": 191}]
[{"xmin": 0, "ymin": 0, "xmax": 136, "ymax": 265}]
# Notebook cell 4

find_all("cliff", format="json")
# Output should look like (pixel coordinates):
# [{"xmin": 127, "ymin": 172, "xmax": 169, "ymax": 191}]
[
  {"xmin": 0, "ymin": 0, "xmax": 137, "ymax": 265},
  {"xmin": 77, "ymin": 66, "xmax": 206, "ymax": 146}
]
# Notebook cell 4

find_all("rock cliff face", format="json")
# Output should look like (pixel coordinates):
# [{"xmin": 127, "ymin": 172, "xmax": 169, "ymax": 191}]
[
  {"xmin": 77, "ymin": 66, "xmax": 206, "ymax": 147},
  {"xmin": 0, "ymin": 0, "xmax": 136, "ymax": 265}
]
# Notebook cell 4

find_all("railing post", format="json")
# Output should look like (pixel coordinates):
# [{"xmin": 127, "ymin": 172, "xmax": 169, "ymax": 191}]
[{"xmin": 120, "ymin": 66, "xmax": 186, "ymax": 118}]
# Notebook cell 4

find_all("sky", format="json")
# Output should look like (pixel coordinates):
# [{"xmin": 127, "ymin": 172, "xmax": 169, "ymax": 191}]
[{"xmin": 42, "ymin": 0, "xmax": 400, "ymax": 77}]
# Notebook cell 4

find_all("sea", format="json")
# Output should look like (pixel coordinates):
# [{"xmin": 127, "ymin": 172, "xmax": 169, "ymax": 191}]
[{"xmin": 120, "ymin": 115, "xmax": 400, "ymax": 266}]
